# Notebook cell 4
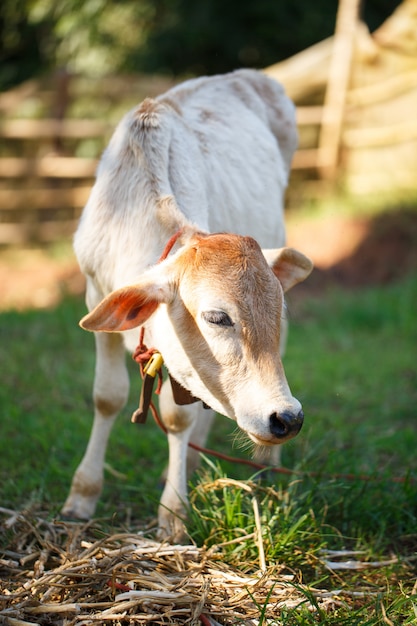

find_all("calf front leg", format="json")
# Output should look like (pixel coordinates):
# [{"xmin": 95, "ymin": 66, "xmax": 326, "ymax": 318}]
[
  {"xmin": 62, "ymin": 307, "xmax": 129, "ymax": 519},
  {"xmin": 157, "ymin": 380, "xmax": 204, "ymax": 541}
]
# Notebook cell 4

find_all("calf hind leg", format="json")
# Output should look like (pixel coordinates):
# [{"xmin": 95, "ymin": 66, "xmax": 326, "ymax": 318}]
[{"xmin": 187, "ymin": 406, "xmax": 215, "ymax": 475}]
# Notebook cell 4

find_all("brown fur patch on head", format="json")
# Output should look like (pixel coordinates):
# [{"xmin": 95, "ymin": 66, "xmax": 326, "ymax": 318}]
[{"xmin": 177, "ymin": 233, "xmax": 282, "ymax": 356}]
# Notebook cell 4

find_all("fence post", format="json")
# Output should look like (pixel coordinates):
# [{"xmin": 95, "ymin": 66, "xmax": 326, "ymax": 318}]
[
  {"xmin": 52, "ymin": 68, "xmax": 71, "ymax": 154},
  {"xmin": 318, "ymin": 0, "xmax": 361, "ymax": 180}
]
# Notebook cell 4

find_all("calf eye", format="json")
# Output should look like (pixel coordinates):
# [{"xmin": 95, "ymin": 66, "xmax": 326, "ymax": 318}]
[{"xmin": 202, "ymin": 310, "xmax": 234, "ymax": 327}]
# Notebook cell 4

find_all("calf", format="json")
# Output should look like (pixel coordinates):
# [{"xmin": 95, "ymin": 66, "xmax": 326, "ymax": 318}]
[{"xmin": 62, "ymin": 69, "xmax": 313, "ymax": 540}]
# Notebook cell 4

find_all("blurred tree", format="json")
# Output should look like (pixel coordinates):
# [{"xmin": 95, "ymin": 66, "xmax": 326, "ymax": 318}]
[
  {"xmin": 0, "ymin": 0, "xmax": 402, "ymax": 90},
  {"xmin": 133, "ymin": 0, "xmax": 338, "ymax": 75},
  {"xmin": 0, "ymin": 0, "xmax": 45, "ymax": 88},
  {"xmin": 0, "ymin": 0, "xmax": 154, "ymax": 89}
]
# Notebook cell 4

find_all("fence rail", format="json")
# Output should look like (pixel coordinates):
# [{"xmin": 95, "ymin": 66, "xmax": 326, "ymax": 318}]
[
  {"xmin": 0, "ymin": 157, "xmax": 98, "ymax": 178},
  {"xmin": 2, "ymin": 59, "xmax": 415, "ymax": 245},
  {"xmin": 0, "ymin": 119, "xmax": 111, "ymax": 139},
  {"xmin": 0, "ymin": 73, "xmax": 325, "ymax": 246}
]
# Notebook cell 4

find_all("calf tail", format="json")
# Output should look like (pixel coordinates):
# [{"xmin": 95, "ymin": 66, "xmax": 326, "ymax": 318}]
[
  {"xmin": 128, "ymin": 99, "xmax": 195, "ymax": 234},
  {"xmin": 128, "ymin": 98, "xmax": 173, "ymax": 189}
]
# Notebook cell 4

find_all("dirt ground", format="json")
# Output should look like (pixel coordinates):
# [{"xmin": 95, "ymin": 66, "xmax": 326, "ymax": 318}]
[
  {"xmin": 287, "ymin": 205, "xmax": 417, "ymax": 291},
  {"xmin": 0, "ymin": 247, "xmax": 85, "ymax": 311},
  {"xmin": 0, "ymin": 207, "xmax": 416, "ymax": 311}
]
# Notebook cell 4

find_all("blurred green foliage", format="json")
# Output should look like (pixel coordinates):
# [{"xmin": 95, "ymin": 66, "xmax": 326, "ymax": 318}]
[{"xmin": 0, "ymin": 0, "xmax": 401, "ymax": 90}]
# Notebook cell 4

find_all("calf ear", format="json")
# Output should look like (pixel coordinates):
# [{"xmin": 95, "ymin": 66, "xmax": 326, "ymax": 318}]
[
  {"xmin": 80, "ymin": 280, "xmax": 172, "ymax": 332},
  {"xmin": 263, "ymin": 247, "xmax": 313, "ymax": 292}
]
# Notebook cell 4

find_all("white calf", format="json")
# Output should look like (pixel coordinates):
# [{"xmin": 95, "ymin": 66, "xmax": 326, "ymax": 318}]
[{"xmin": 62, "ymin": 69, "xmax": 312, "ymax": 540}]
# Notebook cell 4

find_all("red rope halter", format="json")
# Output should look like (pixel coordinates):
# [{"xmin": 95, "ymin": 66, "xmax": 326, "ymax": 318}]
[{"xmin": 133, "ymin": 327, "xmax": 163, "ymax": 395}]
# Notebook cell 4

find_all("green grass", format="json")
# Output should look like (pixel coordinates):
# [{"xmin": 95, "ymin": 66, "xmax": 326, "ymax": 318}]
[
  {"xmin": 0, "ymin": 296, "xmax": 168, "ymax": 521},
  {"xmin": 0, "ymin": 265, "xmax": 416, "ymax": 623}
]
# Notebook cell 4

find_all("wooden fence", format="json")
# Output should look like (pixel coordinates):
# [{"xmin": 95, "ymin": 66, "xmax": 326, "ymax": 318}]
[
  {"xmin": 266, "ymin": 0, "xmax": 417, "ymax": 197},
  {"xmin": 0, "ymin": 73, "xmax": 185, "ymax": 246},
  {"xmin": 1, "ymin": 0, "xmax": 416, "ymax": 246},
  {"xmin": 0, "ymin": 117, "xmax": 108, "ymax": 245},
  {"xmin": 0, "ymin": 72, "xmax": 324, "ymax": 246}
]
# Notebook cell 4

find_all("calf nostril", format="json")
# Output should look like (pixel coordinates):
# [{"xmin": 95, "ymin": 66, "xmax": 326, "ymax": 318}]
[
  {"xmin": 269, "ymin": 409, "xmax": 304, "ymax": 440},
  {"xmin": 269, "ymin": 412, "xmax": 290, "ymax": 438}
]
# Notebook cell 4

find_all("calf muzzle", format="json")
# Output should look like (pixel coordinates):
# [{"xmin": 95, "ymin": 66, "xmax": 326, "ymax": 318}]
[{"xmin": 270, "ymin": 409, "xmax": 304, "ymax": 441}]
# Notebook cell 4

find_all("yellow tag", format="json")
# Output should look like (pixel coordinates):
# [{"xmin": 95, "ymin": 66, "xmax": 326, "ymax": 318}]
[{"xmin": 143, "ymin": 352, "xmax": 164, "ymax": 378}]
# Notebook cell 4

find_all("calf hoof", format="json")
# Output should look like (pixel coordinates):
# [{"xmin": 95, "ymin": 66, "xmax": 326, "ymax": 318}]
[
  {"xmin": 61, "ymin": 492, "xmax": 99, "ymax": 521},
  {"xmin": 61, "ymin": 472, "xmax": 102, "ymax": 520},
  {"xmin": 157, "ymin": 509, "xmax": 189, "ymax": 544}
]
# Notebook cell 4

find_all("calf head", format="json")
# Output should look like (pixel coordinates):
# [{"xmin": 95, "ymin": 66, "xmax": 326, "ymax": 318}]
[{"xmin": 80, "ymin": 232, "xmax": 312, "ymax": 446}]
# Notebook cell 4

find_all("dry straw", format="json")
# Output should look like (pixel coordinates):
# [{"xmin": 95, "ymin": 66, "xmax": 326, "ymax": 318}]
[
  {"xmin": 0, "ymin": 504, "xmax": 314, "ymax": 625},
  {"xmin": 1, "ymin": 495, "xmax": 390, "ymax": 625}
]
